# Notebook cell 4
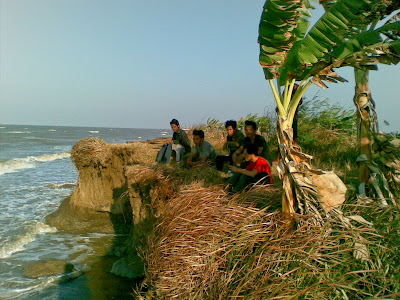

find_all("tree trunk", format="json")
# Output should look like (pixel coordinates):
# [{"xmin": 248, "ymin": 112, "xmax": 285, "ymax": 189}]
[
  {"xmin": 353, "ymin": 67, "xmax": 376, "ymax": 185},
  {"xmin": 276, "ymin": 114, "xmax": 347, "ymax": 225},
  {"xmin": 276, "ymin": 118, "xmax": 296, "ymax": 220}
]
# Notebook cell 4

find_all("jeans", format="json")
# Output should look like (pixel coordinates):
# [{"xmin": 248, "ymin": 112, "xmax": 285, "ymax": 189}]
[{"xmin": 156, "ymin": 143, "xmax": 184, "ymax": 163}]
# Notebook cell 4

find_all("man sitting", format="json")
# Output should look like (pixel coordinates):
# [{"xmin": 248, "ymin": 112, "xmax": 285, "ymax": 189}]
[
  {"xmin": 232, "ymin": 120, "xmax": 272, "ymax": 167},
  {"xmin": 156, "ymin": 119, "xmax": 191, "ymax": 163},
  {"xmin": 228, "ymin": 144, "xmax": 272, "ymax": 193},
  {"xmin": 187, "ymin": 129, "xmax": 216, "ymax": 167},
  {"xmin": 216, "ymin": 120, "xmax": 245, "ymax": 171}
]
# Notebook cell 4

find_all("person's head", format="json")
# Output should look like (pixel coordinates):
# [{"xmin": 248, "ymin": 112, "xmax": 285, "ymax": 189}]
[
  {"xmin": 245, "ymin": 144, "xmax": 258, "ymax": 161},
  {"xmin": 244, "ymin": 120, "xmax": 257, "ymax": 138},
  {"xmin": 225, "ymin": 120, "xmax": 237, "ymax": 136},
  {"xmin": 170, "ymin": 119, "xmax": 180, "ymax": 132},
  {"xmin": 192, "ymin": 129, "xmax": 205, "ymax": 146}
]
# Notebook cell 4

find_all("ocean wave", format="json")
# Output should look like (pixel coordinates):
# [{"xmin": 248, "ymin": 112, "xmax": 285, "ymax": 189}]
[
  {"xmin": 32, "ymin": 152, "xmax": 71, "ymax": 162},
  {"xmin": 0, "ymin": 152, "xmax": 71, "ymax": 175},
  {"xmin": 46, "ymin": 182, "xmax": 76, "ymax": 189},
  {"xmin": 5, "ymin": 131, "xmax": 31, "ymax": 134},
  {"xmin": 0, "ymin": 221, "xmax": 57, "ymax": 259},
  {"xmin": 89, "ymin": 130, "xmax": 99, "ymax": 133}
]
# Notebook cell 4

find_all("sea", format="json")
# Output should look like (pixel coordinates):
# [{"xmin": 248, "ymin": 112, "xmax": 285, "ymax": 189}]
[{"xmin": 0, "ymin": 124, "xmax": 171, "ymax": 299}]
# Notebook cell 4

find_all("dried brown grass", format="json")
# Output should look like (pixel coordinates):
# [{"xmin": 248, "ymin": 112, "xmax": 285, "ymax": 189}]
[
  {"xmin": 142, "ymin": 182, "xmax": 264, "ymax": 299},
  {"xmin": 71, "ymin": 138, "xmax": 112, "ymax": 169},
  {"xmin": 138, "ymin": 181, "xmax": 397, "ymax": 299}
]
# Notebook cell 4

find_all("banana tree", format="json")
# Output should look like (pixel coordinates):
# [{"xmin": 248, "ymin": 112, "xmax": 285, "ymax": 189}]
[
  {"xmin": 258, "ymin": 0, "xmax": 400, "ymax": 221},
  {"xmin": 352, "ymin": 16, "xmax": 400, "ymax": 203},
  {"xmin": 319, "ymin": 0, "xmax": 400, "ymax": 203}
]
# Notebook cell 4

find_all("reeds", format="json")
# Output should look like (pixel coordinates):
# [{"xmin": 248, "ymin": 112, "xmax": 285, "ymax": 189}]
[{"xmin": 139, "ymin": 182, "xmax": 400, "ymax": 299}]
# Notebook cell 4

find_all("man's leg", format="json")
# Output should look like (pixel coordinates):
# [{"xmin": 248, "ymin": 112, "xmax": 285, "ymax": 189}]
[
  {"xmin": 229, "ymin": 172, "xmax": 241, "ymax": 190},
  {"xmin": 216, "ymin": 155, "xmax": 230, "ymax": 171},
  {"xmin": 233, "ymin": 174, "xmax": 257, "ymax": 193},
  {"xmin": 171, "ymin": 144, "xmax": 183, "ymax": 162},
  {"xmin": 163, "ymin": 143, "xmax": 173, "ymax": 163},
  {"xmin": 156, "ymin": 144, "xmax": 168, "ymax": 162}
]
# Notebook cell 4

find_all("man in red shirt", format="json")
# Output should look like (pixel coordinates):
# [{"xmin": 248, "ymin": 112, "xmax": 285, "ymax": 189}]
[{"xmin": 228, "ymin": 144, "xmax": 272, "ymax": 193}]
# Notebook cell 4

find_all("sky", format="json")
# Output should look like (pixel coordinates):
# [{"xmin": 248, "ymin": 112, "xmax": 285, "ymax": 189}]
[{"xmin": 0, "ymin": 0, "xmax": 399, "ymax": 131}]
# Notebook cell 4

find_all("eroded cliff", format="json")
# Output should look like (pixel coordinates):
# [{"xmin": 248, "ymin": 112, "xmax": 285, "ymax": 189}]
[{"xmin": 46, "ymin": 137, "xmax": 173, "ymax": 278}]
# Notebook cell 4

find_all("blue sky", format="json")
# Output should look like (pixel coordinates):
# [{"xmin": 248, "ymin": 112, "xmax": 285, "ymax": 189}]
[{"xmin": 0, "ymin": 0, "xmax": 399, "ymax": 131}]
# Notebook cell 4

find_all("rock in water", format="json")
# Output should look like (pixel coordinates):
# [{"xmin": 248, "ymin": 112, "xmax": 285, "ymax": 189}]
[
  {"xmin": 111, "ymin": 256, "xmax": 144, "ymax": 279},
  {"xmin": 24, "ymin": 258, "xmax": 76, "ymax": 278}
]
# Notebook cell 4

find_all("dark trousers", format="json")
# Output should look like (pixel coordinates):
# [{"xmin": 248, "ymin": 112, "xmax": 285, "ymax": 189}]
[
  {"xmin": 156, "ymin": 143, "xmax": 184, "ymax": 163},
  {"xmin": 229, "ymin": 173, "xmax": 258, "ymax": 192},
  {"xmin": 229, "ymin": 172, "xmax": 271, "ymax": 192},
  {"xmin": 216, "ymin": 155, "xmax": 233, "ymax": 171}
]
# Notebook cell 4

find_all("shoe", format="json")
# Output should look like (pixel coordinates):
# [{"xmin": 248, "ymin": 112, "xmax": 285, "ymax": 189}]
[{"xmin": 227, "ymin": 170, "xmax": 234, "ymax": 177}]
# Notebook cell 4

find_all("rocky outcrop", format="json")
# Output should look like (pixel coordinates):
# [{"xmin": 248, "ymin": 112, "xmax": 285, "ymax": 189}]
[
  {"xmin": 46, "ymin": 138, "xmax": 136, "ymax": 233},
  {"xmin": 46, "ymin": 137, "xmax": 173, "ymax": 278}
]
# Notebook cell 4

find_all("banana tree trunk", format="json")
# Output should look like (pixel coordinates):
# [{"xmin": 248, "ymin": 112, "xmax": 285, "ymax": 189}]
[
  {"xmin": 276, "ymin": 118, "xmax": 296, "ymax": 220},
  {"xmin": 353, "ymin": 68, "xmax": 377, "ymax": 184},
  {"xmin": 276, "ymin": 114, "xmax": 347, "ymax": 225},
  {"xmin": 272, "ymin": 81, "xmax": 347, "ymax": 224}
]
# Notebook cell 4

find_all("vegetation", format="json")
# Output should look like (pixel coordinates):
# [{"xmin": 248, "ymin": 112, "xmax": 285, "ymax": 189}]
[
  {"xmin": 257, "ymin": 0, "xmax": 400, "ymax": 221},
  {"xmin": 130, "ymin": 1, "xmax": 400, "ymax": 295},
  {"xmin": 131, "ymin": 98, "xmax": 400, "ymax": 299}
]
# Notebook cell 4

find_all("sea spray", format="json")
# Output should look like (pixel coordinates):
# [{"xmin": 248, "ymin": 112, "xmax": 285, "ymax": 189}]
[
  {"xmin": 0, "ymin": 152, "xmax": 71, "ymax": 175},
  {"xmin": 0, "ymin": 221, "xmax": 57, "ymax": 259}
]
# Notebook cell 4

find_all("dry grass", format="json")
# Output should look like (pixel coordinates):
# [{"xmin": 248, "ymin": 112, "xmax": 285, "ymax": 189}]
[
  {"xmin": 137, "ymin": 181, "xmax": 400, "ymax": 299},
  {"xmin": 128, "ymin": 140, "xmax": 164, "ymax": 167},
  {"xmin": 71, "ymin": 137, "xmax": 112, "ymax": 169}
]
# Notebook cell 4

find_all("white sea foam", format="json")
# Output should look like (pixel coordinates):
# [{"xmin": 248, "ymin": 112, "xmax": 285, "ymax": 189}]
[
  {"xmin": 46, "ymin": 182, "xmax": 76, "ymax": 189},
  {"xmin": 31, "ymin": 152, "xmax": 71, "ymax": 162},
  {"xmin": 5, "ymin": 131, "xmax": 31, "ymax": 134},
  {"xmin": 0, "ymin": 152, "xmax": 71, "ymax": 175},
  {"xmin": 0, "ymin": 126, "xmax": 6, "ymax": 129},
  {"xmin": 48, "ymin": 129, "xmax": 56, "ymax": 132},
  {"xmin": 0, "ymin": 222, "xmax": 57, "ymax": 259},
  {"xmin": 0, "ymin": 160, "xmax": 35, "ymax": 175},
  {"xmin": 89, "ymin": 130, "xmax": 99, "ymax": 133}
]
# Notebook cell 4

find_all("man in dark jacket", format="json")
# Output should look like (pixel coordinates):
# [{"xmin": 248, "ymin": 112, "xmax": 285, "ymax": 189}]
[
  {"xmin": 232, "ymin": 120, "xmax": 272, "ymax": 167},
  {"xmin": 216, "ymin": 120, "xmax": 245, "ymax": 170},
  {"xmin": 156, "ymin": 119, "xmax": 191, "ymax": 163}
]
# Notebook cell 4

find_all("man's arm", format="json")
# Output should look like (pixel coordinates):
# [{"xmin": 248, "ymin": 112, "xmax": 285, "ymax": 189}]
[
  {"xmin": 180, "ymin": 131, "xmax": 191, "ymax": 148},
  {"xmin": 229, "ymin": 165, "xmax": 258, "ymax": 177},
  {"xmin": 232, "ymin": 146, "xmax": 244, "ymax": 164},
  {"xmin": 187, "ymin": 153, "xmax": 199, "ymax": 166},
  {"xmin": 192, "ymin": 156, "xmax": 208, "ymax": 166}
]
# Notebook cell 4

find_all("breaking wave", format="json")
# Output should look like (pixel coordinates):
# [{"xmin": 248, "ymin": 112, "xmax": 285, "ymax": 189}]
[
  {"xmin": 46, "ymin": 182, "xmax": 76, "ymax": 189},
  {"xmin": 5, "ymin": 131, "xmax": 31, "ymax": 134},
  {"xmin": 0, "ymin": 221, "xmax": 57, "ymax": 259},
  {"xmin": 0, "ymin": 152, "xmax": 71, "ymax": 175}
]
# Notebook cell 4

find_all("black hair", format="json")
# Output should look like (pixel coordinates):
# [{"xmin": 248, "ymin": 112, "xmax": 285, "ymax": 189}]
[
  {"xmin": 192, "ymin": 129, "xmax": 205, "ymax": 139},
  {"xmin": 245, "ymin": 143, "xmax": 258, "ymax": 155},
  {"xmin": 244, "ymin": 120, "xmax": 257, "ymax": 130},
  {"xmin": 225, "ymin": 120, "xmax": 237, "ymax": 129},
  {"xmin": 170, "ymin": 119, "xmax": 180, "ymax": 126}
]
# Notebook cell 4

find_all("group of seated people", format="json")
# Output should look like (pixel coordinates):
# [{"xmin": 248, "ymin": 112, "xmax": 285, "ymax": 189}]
[{"xmin": 156, "ymin": 118, "xmax": 273, "ymax": 192}]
